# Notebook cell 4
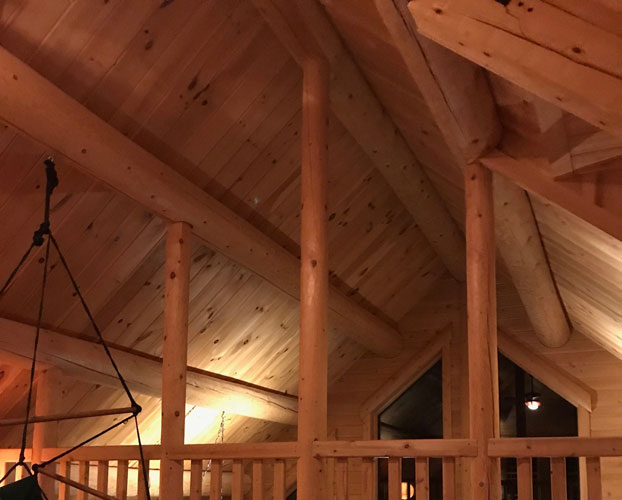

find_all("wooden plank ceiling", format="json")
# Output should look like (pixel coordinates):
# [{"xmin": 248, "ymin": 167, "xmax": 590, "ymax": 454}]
[
  {"xmin": 0, "ymin": 0, "xmax": 619, "ymax": 453},
  {"xmin": 0, "ymin": 0, "xmax": 444, "ymax": 447},
  {"xmin": 320, "ymin": 1, "xmax": 622, "ymax": 363}
]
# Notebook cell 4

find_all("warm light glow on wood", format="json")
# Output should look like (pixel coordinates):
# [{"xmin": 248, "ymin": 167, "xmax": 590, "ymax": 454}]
[{"xmin": 401, "ymin": 481, "xmax": 414, "ymax": 499}]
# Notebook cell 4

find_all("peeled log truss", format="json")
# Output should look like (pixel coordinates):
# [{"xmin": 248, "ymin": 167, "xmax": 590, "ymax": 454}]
[{"xmin": 0, "ymin": 0, "xmax": 620, "ymax": 498}]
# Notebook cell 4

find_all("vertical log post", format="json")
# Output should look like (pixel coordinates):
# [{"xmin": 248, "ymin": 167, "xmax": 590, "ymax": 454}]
[
  {"xmin": 297, "ymin": 56, "xmax": 329, "ymax": 500},
  {"xmin": 465, "ymin": 163, "xmax": 500, "ymax": 500},
  {"xmin": 32, "ymin": 368, "xmax": 63, "ymax": 498},
  {"xmin": 159, "ymin": 221, "xmax": 192, "ymax": 500}
]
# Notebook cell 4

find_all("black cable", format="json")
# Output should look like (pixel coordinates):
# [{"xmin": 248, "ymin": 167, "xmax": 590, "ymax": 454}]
[
  {"xmin": 36, "ymin": 414, "xmax": 134, "ymax": 469},
  {"xmin": 0, "ymin": 243, "xmax": 35, "ymax": 297},
  {"xmin": 49, "ymin": 233, "xmax": 138, "ymax": 409},
  {"xmin": 0, "ymin": 462, "xmax": 18, "ymax": 485},
  {"xmin": 18, "ymin": 236, "xmax": 51, "ymax": 465},
  {"xmin": 0, "ymin": 159, "xmax": 150, "ymax": 497},
  {"xmin": 49, "ymin": 233, "xmax": 152, "ymax": 496}
]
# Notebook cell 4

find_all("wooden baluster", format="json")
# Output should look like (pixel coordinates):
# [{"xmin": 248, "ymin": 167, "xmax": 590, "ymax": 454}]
[
  {"xmin": 273, "ymin": 459, "xmax": 286, "ymax": 500},
  {"xmin": 416, "ymin": 457, "xmax": 430, "ymax": 500},
  {"xmin": 189, "ymin": 460, "xmax": 203, "ymax": 500},
  {"xmin": 252, "ymin": 460, "xmax": 263, "ymax": 500},
  {"xmin": 0, "ymin": 461, "xmax": 12, "ymax": 484},
  {"xmin": 137, "ymin": 460, "xmax": 150, "ymax": 500},
  {"xmin": 517, "ymin": 458, "xmax": 533, "ymax": 500},
  {"xmin": 586, "ymin": 457, "xmax": 602, "ymax": 500},
  {"xmin": 335, "ymin": 458, "xmax": 348, "ymax": 500},
  {"xmin": 442, "ymin": 457, "xmax": 455, "ymax": 500},
  {"xmin": 388, "ymin": 457, "xmax": 401, "ymax": 500},
  {"xmin": 550, "ymin": 457, "xmax": 567, "ymax": 500},
  {"xmin": 361, "ymin": 458, "xmax": 375, "ymax": 500},
  {"xmin": 97, "ymin": 461, "xmax": 109, "ymax": 496},
  {"xmin": 33, "ymin": 369, "xmax": 63, "ymax": 498},
  {"xmin": 325, "ymin": 457, "xmax": 335, "ymax": 499},
  {"xmin": 78, "ymin": 461, "xmax": 89, "ymax": 500},
  {"xmin": 231, "ymin": 459, "xmax": 243, "ymax": 500},
  {"xmin": 210, "ymin": 459, "xmax": 222, "ymax": 500},
  {"xmin": 58, "ymin": 462, "xmax": 70, "ymax": 500},
  {"xmin": 0, "ymin": 461, "xmax": 8, "ymax": 481},
  {"xmin": 115, "ymin": 460, "xmax": 128, "ymax": 500}
]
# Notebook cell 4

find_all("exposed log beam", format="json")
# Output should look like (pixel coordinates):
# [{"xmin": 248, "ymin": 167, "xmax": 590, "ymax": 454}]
[
  {"xmin": 0, "ymin": 45, "xmax": 400, "ymax": 358},
  {"xmin": 0, "ymin": 317, "xmax": 298, "ymax": 425},
  {"xmin": 490, "ymin": 76, "xmax": 622, "ymax": 179},
  {"xmin": 490, "ymin": 75, "xmax": 573, "ymax": 177},
  {"xmin": 252, "ymin": 0, "xmax": 467, "ymax": 281},
  {"xmin": 563, "ymin": 129, "xmax": 622, "ymax": 178},
  {"xmin": 368, "ymin": 0, "xmax": 501, "ymax": 163},
  {"xmin": 493, "ymin": 174, "xmax": 570, "ymax": 347},
  {"xmin": 369, "ymin": 1, "xmax": 569, "ymax": 348},
  {"xmin": 481, "ymin": 151, "xmax": 622, "ymax": 241},
  {"xmin": 408, "ymin": 0, "xmax": 622, "ymax": 137},
  {"xmin": 498, "ymin": 331, "xmax": 595, "ymax": 412}
]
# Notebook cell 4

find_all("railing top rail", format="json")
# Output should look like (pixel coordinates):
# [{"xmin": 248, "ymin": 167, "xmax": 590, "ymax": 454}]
[
  {"xmin": 41, "ymin": 445, "xmax": 162, "ymax": 462},
  {"xmin": 1, "ymin": 438, "xmax": 480, "ymax": 464},
  {"xmin": 166, "ymin": 442, "xmax": 299, "ymax": 460},
  {"xmin": 313, "ymin": 439, "xmax": 478, "ymax": 458},
  {"xmin": 489, "ymin": 437, "xmax": 622, "ymax": 457}
]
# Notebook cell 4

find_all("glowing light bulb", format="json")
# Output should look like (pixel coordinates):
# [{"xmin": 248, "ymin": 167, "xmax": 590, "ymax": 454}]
[
  {"xmin": 401, "ymin": 481, "xmax": 414, "ymax": 499},
  {"xmin": 524, "ymin": 392, "xmax": 542, "ymax": 411}
]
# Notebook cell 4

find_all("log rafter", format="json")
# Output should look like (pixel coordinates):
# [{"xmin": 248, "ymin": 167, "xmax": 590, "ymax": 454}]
[
  {"xmin": 0, "ymin": 317, "xmax": 298, "ymax": 425},
  {"xmin": 365, "ymin": 0, "xmax": 571, "ymax": 347},
  {"xmin": 408, "ymin": 0, "xmax": 622, "ymax": 138},
  {"xmin": 0, "ymin": 44, "xmax": 401, "ymax": 358}
]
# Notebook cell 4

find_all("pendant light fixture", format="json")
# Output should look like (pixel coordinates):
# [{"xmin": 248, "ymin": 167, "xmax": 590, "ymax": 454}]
[{"xmin": 524, "ymin": 375, "xmax": 542, "ymax": 411}]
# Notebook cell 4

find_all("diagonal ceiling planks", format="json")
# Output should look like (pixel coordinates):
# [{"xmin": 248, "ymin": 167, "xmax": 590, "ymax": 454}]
[
  {"xmin": 0, "ymin": 0, "xmax": 447, "ymax": 452},
  {"xmin": 252, "ymin": 0, "xmax": 468, "ymax": 281}
]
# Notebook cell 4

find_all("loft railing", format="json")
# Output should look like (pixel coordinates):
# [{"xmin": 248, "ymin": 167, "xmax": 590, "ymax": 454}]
[
  {"xmin": 167, "ymin": 442, "xmax": 299, "ymax": 500},
  {"xmin": 1, "ymin": 443, "xmax": 297, "ymax": 500},
  {"xmin": 488, "ymin": 436, "xmax": 622, "ymax": 500},
  {"xmin": 1, "ymin": 436, "xmax": 618, "ymax": 499},
  {"xmin": 313, "ymin": 439, "xmax": 477, "ymax": 500}
]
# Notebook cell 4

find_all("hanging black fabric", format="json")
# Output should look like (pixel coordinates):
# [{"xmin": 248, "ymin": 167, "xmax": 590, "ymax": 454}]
[
  {"xmin": 0, "ymin": 476, "xmax": 42, "ymax": 500},
  {"xmin": 0, "ymin": 159, "xmax": 151, "ymax": 499}
]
